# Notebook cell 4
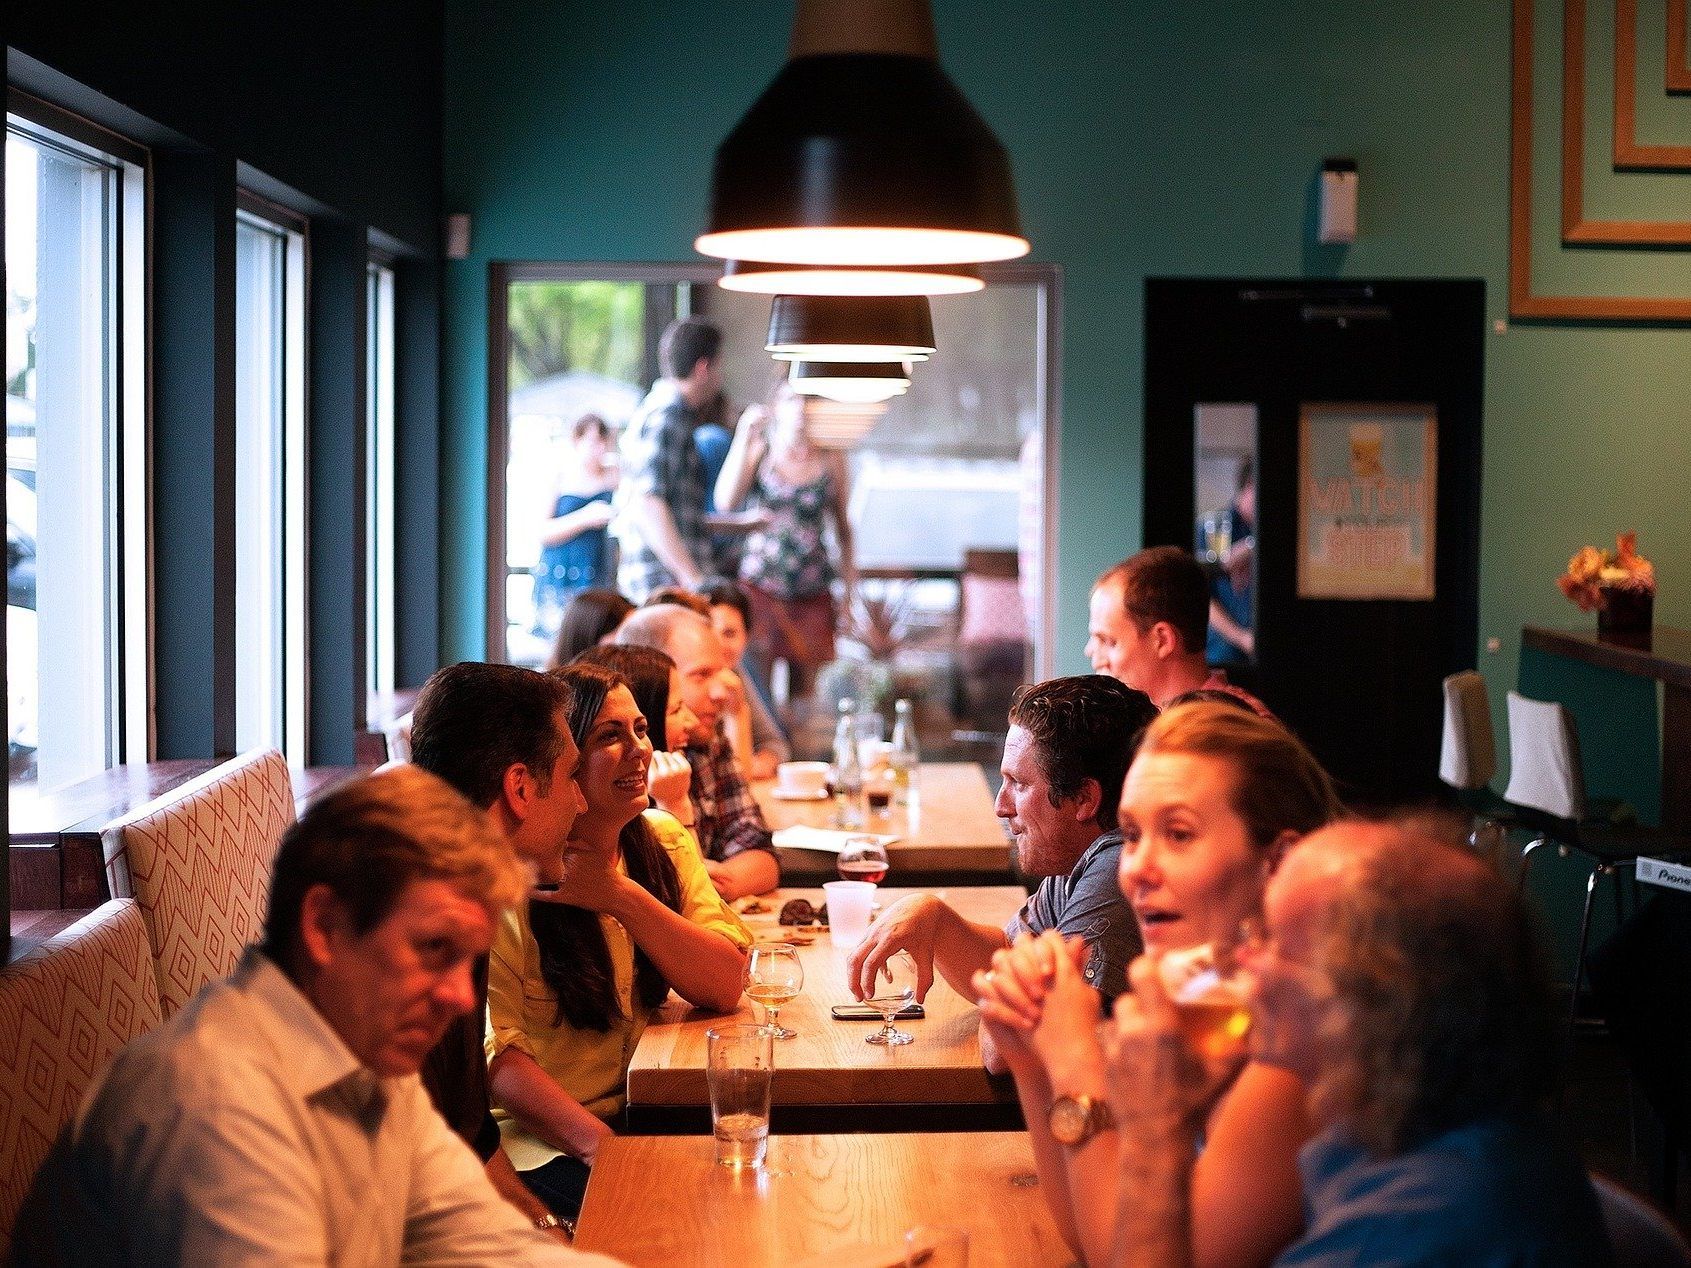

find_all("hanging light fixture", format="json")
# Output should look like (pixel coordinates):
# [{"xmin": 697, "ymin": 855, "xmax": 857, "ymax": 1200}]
[
  {"xmin": 696, "ymin": 0, "xmax": 1029, "ymax": 271},
  {"xmin": 766, "ymin": 294, "xmax": 936, "ymax": 363},
  {"xmin": 801, "ymin": 398, "xmax": 892, "ymax": 450},
  {"xmin": 719, "ymin": 259, "xmax": 983, "ymax": 297},
  {"xmin": 789, "ymin": 360, "xmax": 912, "ymax": 405}
]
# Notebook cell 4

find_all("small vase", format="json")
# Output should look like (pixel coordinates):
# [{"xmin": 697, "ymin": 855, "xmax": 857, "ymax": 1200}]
[{"xmin": 1597, "ymin": 587, "xmax": 1653, "ymax": 646}]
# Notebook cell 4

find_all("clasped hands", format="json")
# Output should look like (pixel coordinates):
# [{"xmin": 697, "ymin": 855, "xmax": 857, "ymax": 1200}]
[{"xmin": 972, "ymin": 931, "xmax": 1245, "ymax": 1139}]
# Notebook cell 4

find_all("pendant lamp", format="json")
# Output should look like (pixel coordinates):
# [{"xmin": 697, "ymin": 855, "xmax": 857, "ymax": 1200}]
[
  {"xmin": 696, "ymin": 0, "xmax": 1028, "ymax": 270},
  {"xmin": 719, "ymin": 259, "xmax": 983, "ymax": 297},
  {"xmin": 789, "ymin": 360, "xmax": 912, "ymax": 404},
  {"xmin": 766, "ymin": 294, "xmax": 936, "ymax": 363},
  {"xmin": 801, "ymin": 398, "xmax": 892, "ymax": 450}
]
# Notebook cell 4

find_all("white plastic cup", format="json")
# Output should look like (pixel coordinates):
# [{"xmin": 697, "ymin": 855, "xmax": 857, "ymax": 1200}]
[
  {"xmin": 823, "ymin": 880, "xmax": 876, "ymax": 950},
  {"xmin": 706, "ymin": 1024, "xmax": 773, "ymax": 1170}
]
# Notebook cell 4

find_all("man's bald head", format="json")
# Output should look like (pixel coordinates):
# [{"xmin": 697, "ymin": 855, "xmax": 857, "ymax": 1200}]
[
  {"xmin": 617, "ymin": 605, "xmax": 727, "ymax": 739},
  {"xmin": 1268, "ymin": 818, "xmax": 1556, "ymax": 1154}
]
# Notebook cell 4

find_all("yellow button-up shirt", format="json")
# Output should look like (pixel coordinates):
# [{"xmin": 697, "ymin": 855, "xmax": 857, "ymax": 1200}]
[{"xmin": 488, "ymin": 810, "xmax": 750, "ymax": 1170}]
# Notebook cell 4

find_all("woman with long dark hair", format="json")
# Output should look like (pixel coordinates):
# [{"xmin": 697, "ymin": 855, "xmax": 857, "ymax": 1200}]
[
  {"xmin": 487, "ymin": 662, "xmax": 749, "ymax": 1221},
  {"xmin": 573, "ymin": 643, "xmax": 698, "ymax": 830}
]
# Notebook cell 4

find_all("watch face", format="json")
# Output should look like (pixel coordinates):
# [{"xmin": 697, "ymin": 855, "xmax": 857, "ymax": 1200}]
[{"xmin": 1050, "ymin": 1096, "xmax": 1088, "ymax": 1145}]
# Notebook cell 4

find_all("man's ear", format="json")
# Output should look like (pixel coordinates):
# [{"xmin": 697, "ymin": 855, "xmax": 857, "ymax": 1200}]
[
  {"xmin": 1069, "ymin": 777, "xmax": 1103, "ymax": 826},
  {"xmin": 1263, "ymin": 829, "xmax": 1300, "ymax": 877},
  {"xmin": 1150, "ymin": 620, "xmax": 1182, "ymax": 659},
  {"xmin": 298, "ymin": 884, "xmax": 348, "ymax": 971},
  {"xmin": 500, "ymin": 762, "xmax": 533, "ymax": 824}
]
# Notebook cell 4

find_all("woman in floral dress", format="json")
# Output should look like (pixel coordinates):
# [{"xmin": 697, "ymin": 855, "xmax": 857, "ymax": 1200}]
[{"xmin": 714, "ymin": 386, "xmax": 856, "ymax": 698}]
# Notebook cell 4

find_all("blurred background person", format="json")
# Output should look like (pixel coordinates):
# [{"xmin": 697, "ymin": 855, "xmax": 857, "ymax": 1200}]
[
  {"xmin": 1196, "ymin": 457, "xmax": 1255, "ymax": 666},
  {"xmin": 714, "ymin": 384, "xmax": 855, "ymax": 702},
  {"xmin": 702, "ymin": 577, "xmax": 788, "ymax": 780},
  {"xmin": 546, "ymin": 588, "xmax": 634, "ymax": 671},
  {"xmin": 532, "ymin": 412, "xmax": 620, "ymax": 638}
]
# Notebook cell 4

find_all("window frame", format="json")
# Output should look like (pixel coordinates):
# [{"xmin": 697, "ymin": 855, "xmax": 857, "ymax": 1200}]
[
  {"xmin": 232, "ymin": 190, "xmax": 310, "ymax": 764},
  {"xmin": 364, "ymin": 252, "xmax": 397, "ymax": 706},
  {"xmin": 5, "ymin": 89, "xmax": 152, "ymax": 794}
]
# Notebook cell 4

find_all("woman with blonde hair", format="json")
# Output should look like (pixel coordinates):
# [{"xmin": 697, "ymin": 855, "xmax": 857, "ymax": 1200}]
[{"xmin": 976, "ymin": 701, "xmax": 1341, "ymax": 1268}]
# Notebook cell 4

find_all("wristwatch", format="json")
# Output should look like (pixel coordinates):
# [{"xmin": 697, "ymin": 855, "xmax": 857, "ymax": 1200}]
[{"xmin": 1049, "ymin": 1094, "xmax": 1115, "ymax": 1147}]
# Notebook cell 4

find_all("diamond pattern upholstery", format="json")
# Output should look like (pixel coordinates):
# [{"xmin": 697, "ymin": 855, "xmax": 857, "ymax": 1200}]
[
  {"xmin": 101, "ymin": 748, "xmax": 295, "ymax": 1017},
  {"xmin": 0, "ymin": 899, "xmax": 163, "ymax": 1253}
]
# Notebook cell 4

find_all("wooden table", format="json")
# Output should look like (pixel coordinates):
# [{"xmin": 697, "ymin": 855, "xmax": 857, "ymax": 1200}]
[
  {"xmin": 1523, "ymin": 625, "xmax": 1691, "ymax": 832},
  {"xmin": 754, "ymin": 762, "xmax": 1011, "ymax": 885},
  {"xmin": 574, "ymin": 1132, "xmax": 1072, "ymax": 1267},
  {"xmin": 626, "ymin": 886, "xmax": 1024, "ymax": 1132}
]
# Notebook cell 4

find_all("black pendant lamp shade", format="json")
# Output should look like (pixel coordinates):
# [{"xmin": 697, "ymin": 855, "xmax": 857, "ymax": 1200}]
[
  {"xmin": 696, "ymin": 2, "xmax": 1028, "ymax": 269},
  {"xmin": 719, "ymin": 259, "xmax": 983, "ymax": 297},
  {"xmin": 766, "ymin": 295, "xmax": 936, "ymax": 363},
  {"xmin": 790, "ymin": 360, "xmax": 913, "ymax": 404}
]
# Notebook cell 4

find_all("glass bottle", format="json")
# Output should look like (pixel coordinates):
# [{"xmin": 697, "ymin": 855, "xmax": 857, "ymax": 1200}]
[
  {"xmin": 889, "ymin": 697, "xmax": 920, "ymax": 807},
  {"xmin": 832, "ymin": 698, "xmax": 865, "ymax": 830}
]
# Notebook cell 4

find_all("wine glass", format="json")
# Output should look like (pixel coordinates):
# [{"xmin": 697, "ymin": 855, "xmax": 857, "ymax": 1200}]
[
  {"xmin": 745, "ymin": 943, "xmax": 804, "ymax": 1040},
  {"xmin": 864, "ymin": 949, "xmax": 918, "ymax": 1046},
  {"xmin": 837, "ymin": 835, "xmax": 890, "ymax": 884}
]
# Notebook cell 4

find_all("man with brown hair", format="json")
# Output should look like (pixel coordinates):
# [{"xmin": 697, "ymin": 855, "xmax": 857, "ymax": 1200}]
[
  {"xmin": 1104, "ymin": 820, "xmax": 1611, "ymax": 1266},
  {"xmin": 849, "ymin": 675, "xmax": 1157, "ymax": 1068},
  {"xmin": 1087, "ymin": 546, "xmax": 1269, "ymax": 716},
  {"xmin": 15, "ymin": 767, "xmax": 613, "ymax": 1265}
]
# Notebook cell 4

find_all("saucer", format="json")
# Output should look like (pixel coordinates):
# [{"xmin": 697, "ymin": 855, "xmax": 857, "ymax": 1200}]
[{"xmin": 771, "ymin": 787, "xmax": 830, "ymax": 802}]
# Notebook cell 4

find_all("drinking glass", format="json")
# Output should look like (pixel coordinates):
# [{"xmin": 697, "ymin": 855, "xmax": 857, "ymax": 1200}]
[
  {"xmin": 864, "ymin": 949, "xmax": 918, "ymax": 1046},
  {"xmin": 706, "ymin": 1024, "xmax": 774, "ymax": 1170},
  {"xmin": 1157, "ymin": 941, "xmax": 1251, "ymax": 1062},
  {"xmin": 745, "ymin": 943, "xmax": 804, "ymax": 1040},
  {"xmin": 837, "ymin": 835, "xmax": 890, "ymax": 884}
]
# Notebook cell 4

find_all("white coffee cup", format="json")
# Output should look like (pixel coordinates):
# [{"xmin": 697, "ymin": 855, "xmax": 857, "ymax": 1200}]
[{"xmin": 775, "ymin": 760, "xmax": 829, "ymax": 797}]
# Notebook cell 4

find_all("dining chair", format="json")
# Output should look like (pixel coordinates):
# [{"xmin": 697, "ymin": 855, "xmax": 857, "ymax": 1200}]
[
  {"xmin": 1503, "ymin": 691, "xmax": 1690, "ymax": 1029},
  {"xmin": 1438, "ymin": 670, "xmax": 1518, "ymax": 864}
]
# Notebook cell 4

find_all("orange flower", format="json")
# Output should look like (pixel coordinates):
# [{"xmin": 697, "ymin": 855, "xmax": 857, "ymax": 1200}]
[{"xmin": 1559, "ymin": 532, "xmax": 1654, "ymax": 612}]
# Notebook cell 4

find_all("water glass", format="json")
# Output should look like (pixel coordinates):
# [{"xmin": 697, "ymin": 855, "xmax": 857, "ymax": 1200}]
[{"xmin": 706, "ymin": 1024, "xmax": 773, "ymax": 1170}]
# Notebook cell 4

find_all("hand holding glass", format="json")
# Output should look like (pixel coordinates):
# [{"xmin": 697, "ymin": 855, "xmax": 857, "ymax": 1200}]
[
  {"xmin": 746, "ymin": 943, "xmax": 803, "ymax": 1040},
  {"xmin": 865, "ymin": 949, "xmax": 918, "ymax": 1046}
]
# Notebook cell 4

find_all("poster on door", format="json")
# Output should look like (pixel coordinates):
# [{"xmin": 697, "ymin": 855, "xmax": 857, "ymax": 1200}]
[{"xmin": 1296, "ymin": 403, "xmax": 1437, "ymax": 600}]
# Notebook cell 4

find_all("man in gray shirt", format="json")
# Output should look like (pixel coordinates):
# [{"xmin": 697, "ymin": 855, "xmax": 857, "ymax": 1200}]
[
  {"xmin": 848, "ymin": 676, "xmax": 1156, "ymax": 1069},
  {"xmin": 14, "ymin": 766, "xmax": 617, "ymax": 1266}
]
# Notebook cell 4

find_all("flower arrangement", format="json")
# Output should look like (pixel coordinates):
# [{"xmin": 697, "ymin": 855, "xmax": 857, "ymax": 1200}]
[{"xmin": 1558, "ymin": 531, "xmax": 1655, "ymax": 613}]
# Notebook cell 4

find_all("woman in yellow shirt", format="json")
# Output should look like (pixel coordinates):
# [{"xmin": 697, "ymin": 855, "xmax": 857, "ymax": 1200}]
[{"xmin": 488, "ymin": 660, "xmax": 750, "ymax": 1221}]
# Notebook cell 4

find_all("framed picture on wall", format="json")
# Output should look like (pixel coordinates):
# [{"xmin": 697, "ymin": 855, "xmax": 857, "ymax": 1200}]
[{"xmin": 1296, "ymin": 402, "xmax": 1437, "ymax": 601}]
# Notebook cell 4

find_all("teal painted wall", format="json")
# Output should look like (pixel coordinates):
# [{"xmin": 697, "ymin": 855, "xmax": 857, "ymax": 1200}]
[{"xmin": 443, "ymin": 2, "xmax": 1691, "ymax": 962}]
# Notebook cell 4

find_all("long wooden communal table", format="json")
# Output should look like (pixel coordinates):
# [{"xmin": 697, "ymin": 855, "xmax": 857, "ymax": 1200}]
[
  {"xmin": 625, "ymin": 885, "xmax": 1025, "ymax": 1133},
  {"xmin": 754, "ymin": 762, "xmax": 1012, "ymax": 886},
  {"xmin": 574, "ymin": 1131, "xmax": 1071, "ymax": 1267}
]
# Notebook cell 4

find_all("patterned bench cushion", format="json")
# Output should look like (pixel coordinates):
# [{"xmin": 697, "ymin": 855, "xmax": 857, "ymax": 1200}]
[
  {"xmin": 0, "ymin": 899, "xmax": 162, "ymax": 1254},
  {"xmin": 102, "ymin": 749, "xmax": 295, "ymax": 1017}
]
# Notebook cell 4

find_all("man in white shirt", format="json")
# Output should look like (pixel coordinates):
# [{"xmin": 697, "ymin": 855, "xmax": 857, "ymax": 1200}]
[{"xmin": 13, "ymin": 765, "xmax": 619, "ymax": 1266}]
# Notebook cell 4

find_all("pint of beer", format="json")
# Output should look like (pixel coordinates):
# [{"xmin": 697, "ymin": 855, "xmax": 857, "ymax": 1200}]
[{"xmin": 1158, "ymin": 944, "xmax": 1252, "ymax": 1062}]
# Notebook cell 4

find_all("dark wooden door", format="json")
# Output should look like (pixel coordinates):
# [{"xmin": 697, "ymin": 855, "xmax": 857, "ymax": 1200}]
[{"xmin": 1144, "ymin": 279, "xmax": 1485, "ymax": 805}]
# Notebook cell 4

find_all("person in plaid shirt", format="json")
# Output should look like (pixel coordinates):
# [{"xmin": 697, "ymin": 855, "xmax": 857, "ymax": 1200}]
[
  {"xmin": 617, "ymin": 318, "xmax": 723, "ymax": 602},
  {"xmin": 617, "ymin": 604, "xmax": 779, "ymax": 900}
]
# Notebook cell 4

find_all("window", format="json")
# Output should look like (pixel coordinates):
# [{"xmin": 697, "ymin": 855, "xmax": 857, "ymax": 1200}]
[
  {"xmin": 365, "ymin": 257, "xmax": 396, "ymax": 703},
  {"xmin": 6, "ymin": 97, "xmax": 147, "ymax": 808},
  {"xmin": 233, "ymin": 199, "xmax": 307, "ymax": 762}
]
